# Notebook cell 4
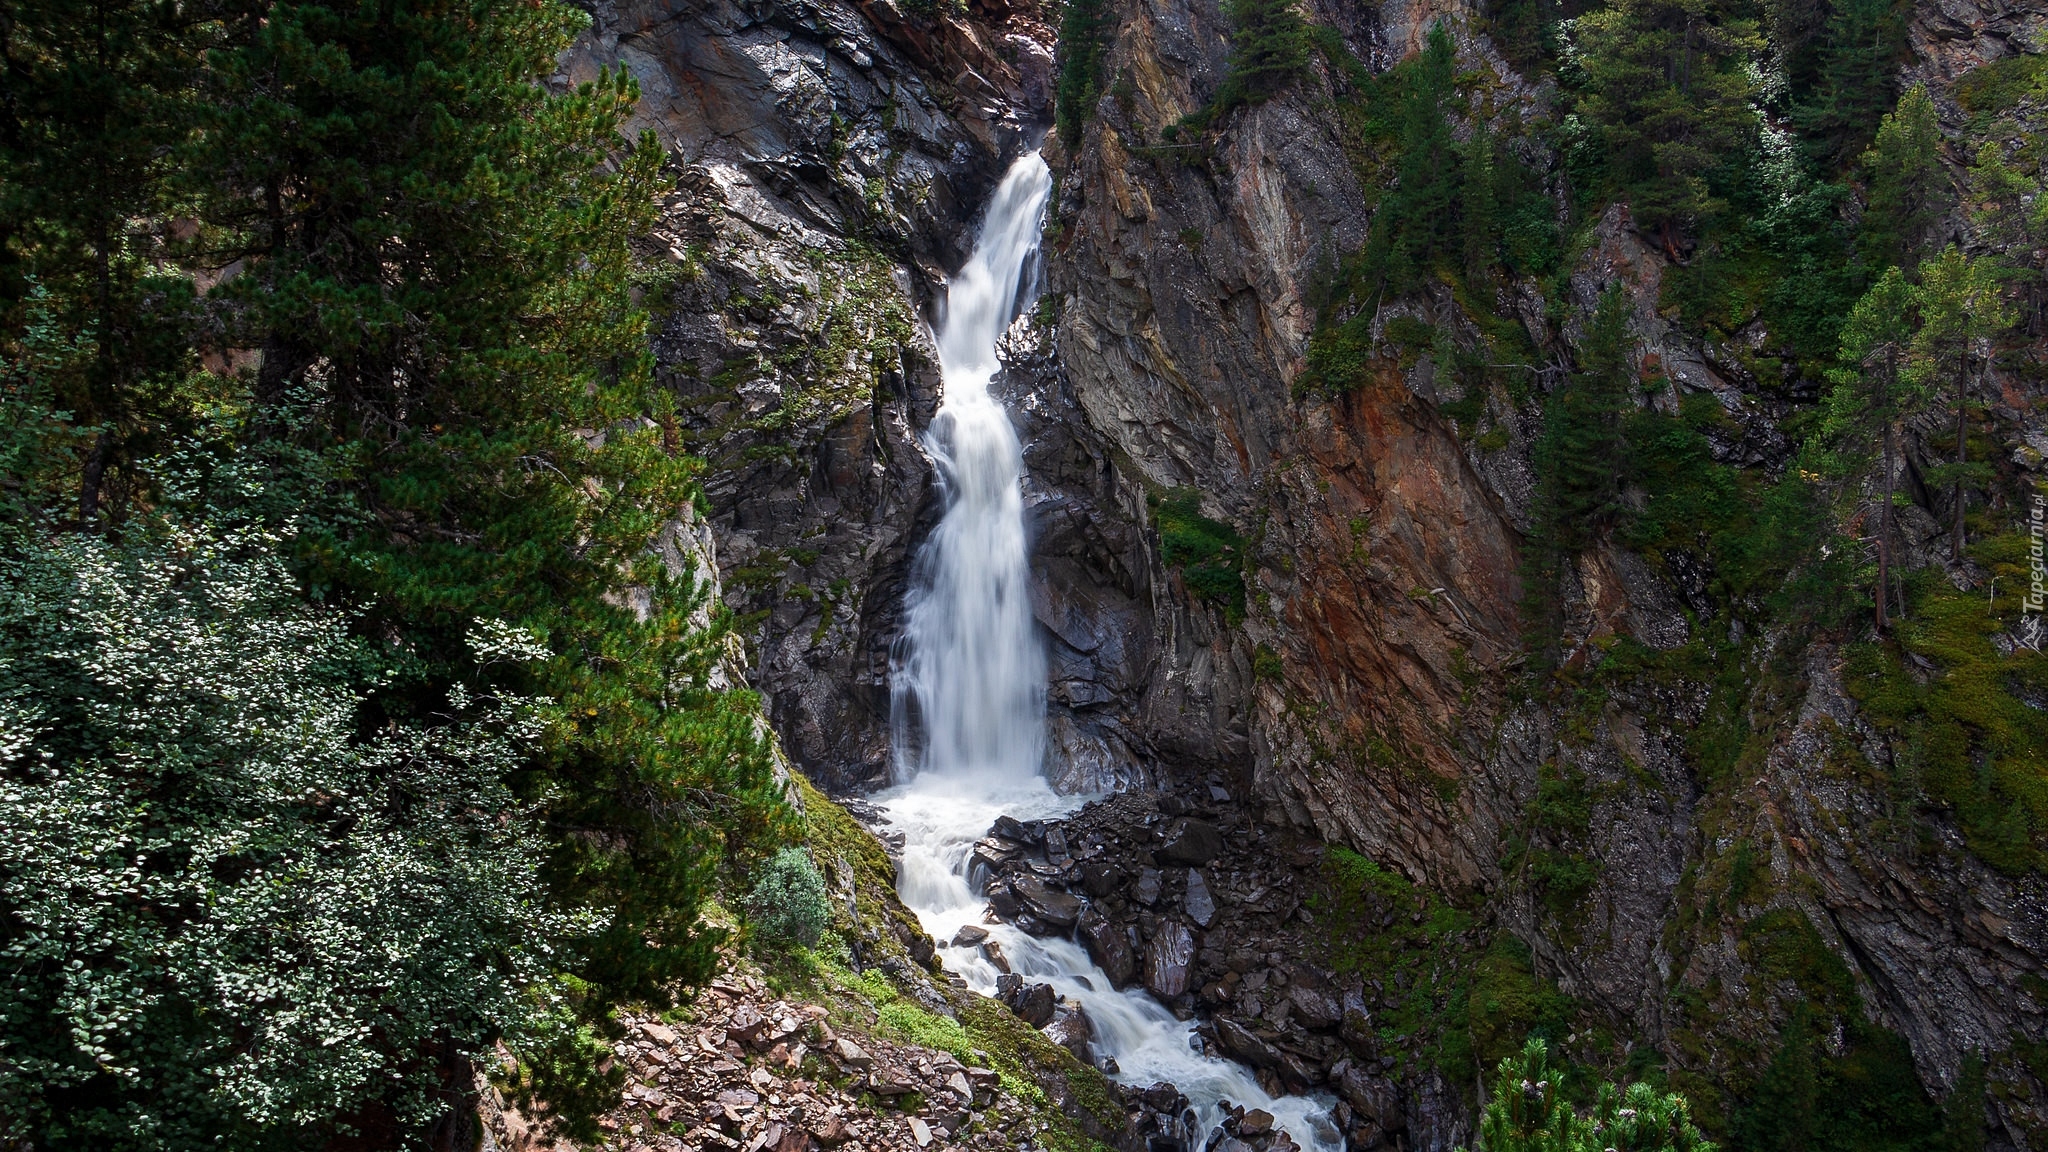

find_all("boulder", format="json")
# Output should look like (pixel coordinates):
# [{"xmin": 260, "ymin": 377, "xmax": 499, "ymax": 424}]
[
  {"xmin": 832, "ymin": 1037, "xmax": 873, "ymax": 1069},
  {"xmin": 1006, "ymin": 980, "xmax": 1057, "ymax": 1027},
  {"xmin": 1289, "ymin": 984, "xmax": 1342, "ymax": 1030},
  {"xmin": 1183, "ymin": 869, "xmax": 1216, "ymax": 928},
  {"xmin": 726, "ymin": 1004, "xmax": 770, "ymax": 1048},
  {"xmin": 1011, "ymin": 875, "xmax": 1083, "ymax": 927},
  {"xmin": 1144, "ymin": 921, "xmax": 1196, "ymax": 999},
  {"xmin": 1214, "ymin": 1016, "xmax": 1284, "ymax": 1069},
  {"xmin": 951, "ymin": 924, "xmax": 990, "ymax": 946},
  {"xmin": 1078, "ymin": 909, "xmax": 1137, "ymax": 986},
  {"xmin": 1131, "ymin": 867, "xmax": 1163, "ymax": 906},
  {"xmin": 1239, "ymin": 1108, "xmax": 1275, "ymax": 1136},
  {"xmin": 1158, "ymin": 818, "xmax": 1224, "ymax": 866},
  {"xmin": 1080, "ymin": 860, "xmax": 1127, "ymax": 896},
  {"xmin": 1044, "ymin": 1000, "xmax": 1093, "ymax": 1061},
  {"xmin": 1338, "ymin": 1063, "xmax": 1405, "ymax": 1130}
]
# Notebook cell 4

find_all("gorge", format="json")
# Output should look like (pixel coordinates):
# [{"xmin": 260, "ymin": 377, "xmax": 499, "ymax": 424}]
[
  {"xmin": 588, "ymin": 0, "xmax": 2048, "ymax": 1145},
  {"xmin": 1, "ymin": 0, "xmax": 2045, "ymax": 1148}
]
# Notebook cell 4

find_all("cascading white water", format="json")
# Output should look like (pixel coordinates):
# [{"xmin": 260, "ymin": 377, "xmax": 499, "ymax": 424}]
[
  {"xmin": 883, "ymin": 152, "xmax": 1340, "ymax": 1152},
  {"xmin": 888, "ymin": 153, "xmax": 1049, "ymax": 786}
]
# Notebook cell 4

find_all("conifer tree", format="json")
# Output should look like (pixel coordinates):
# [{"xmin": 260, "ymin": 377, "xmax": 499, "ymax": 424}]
[
  {"xmin": 189, "ymin": 0, "xmax": 791, "ymax": 1025},
  {"xmin": 1859, "ymin": 84, "xmax": 1950, "ymax": 274},
  {"xmin": 1969, "ymin": 138, "xmax": 2047, "ymax": 330},
  {"xmin": 1910, "ymin": 246, "xmax": 2010, "ymax": 561},
  {"xmin": 1570, "ymin": 0, "xmax": 1762, "ymax": 254},
  {"xmin": 0, "ymin": 0, "xmax": 228, "ymax": 520},
  {"xmin": 1785, "ymin": 0, "xmax": 1905, "ymax": 168},
  {"xmin": 1824, "ymin": 267, "xmax": 1920, "ymax": 629},
  {"xmin": 1217, "ymin": 0, "xmax": 1314, "ymax": 112},
  {"xmin": 1365, "ymin": 23, "xmax": 1461, "ymax": 295}
]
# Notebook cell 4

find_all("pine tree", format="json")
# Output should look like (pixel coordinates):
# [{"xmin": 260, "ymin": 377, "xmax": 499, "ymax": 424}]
[
  {"xmin": 1824, "ymin": 266, "xmax": 1921, "ymax": 629},
  {"xmin": 1859, "ymin": 84, "xmax": 1950, "ymax": 274},
  {"xmin": 1216, "ymin": 0, "xmax": 1314, "ymax": 113},
  {"xmin": 1364, "ymin": 23, "xmax": 1462, "ymax": 295},
  {"xmin": 1910, "ymin": 246, "xmax": 2011, "ymax": 561},
  {"xmin": 1968, "ymin": 138, "xmax": 2047, "ymax": 330},
  {"xmin": 1785, "ymin": 0, "xmax": 1906, "ymax": 169},
  {"xmin": 0, "ymin": 0, "xmax": 227, "ymax": 520},
  {"xmin": 1570, "ymin": 0, "xmax": 1763, "ymax": 254},
  {"xmin": 184, "ymin": 0, "xmax": 792, "ymax": 1122}
]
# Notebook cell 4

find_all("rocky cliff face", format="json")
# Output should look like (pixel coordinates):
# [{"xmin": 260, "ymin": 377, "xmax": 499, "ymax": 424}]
[{"xmin": 569, "ymin": 0, "xmax": 2048, "ymax": 1146}]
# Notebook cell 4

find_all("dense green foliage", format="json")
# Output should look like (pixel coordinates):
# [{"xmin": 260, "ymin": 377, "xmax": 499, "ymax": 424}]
[
  {"xmin": 1055, "ymin": 0, "xmax": 1116, "ymax": 146},
  {"xmin": 0, "ymin": 0, "xmax": 788, "ymax": 1144},
  {"xmin": 0, "ymin": 504, "xmax": 566, "ymax": 1148},
  {"xmin": 1468, "ymin": 1038, "xmax": 1716, "ymax": 1152},
  {"xmin": 747, "ymin": 847, "xmax": 832, "ymax": 951},
  {"xmin": 1151, "ymin": 487, "xmax": 1249, "ymax": 621}
]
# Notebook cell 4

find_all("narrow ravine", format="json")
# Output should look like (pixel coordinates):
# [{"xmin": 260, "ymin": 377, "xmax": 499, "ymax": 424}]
[{"xmin": 878, "ymin": 151, "xmax": 1342, "ymax": 1152}]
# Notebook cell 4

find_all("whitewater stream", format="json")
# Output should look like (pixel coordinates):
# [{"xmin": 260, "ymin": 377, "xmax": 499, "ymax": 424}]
[{"xmin": 879, "ymin": 152, "xmax": 1342, "ymax": 1152}]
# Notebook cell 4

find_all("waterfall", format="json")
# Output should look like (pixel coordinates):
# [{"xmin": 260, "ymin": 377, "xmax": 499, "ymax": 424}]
[
  {"xmin": 889, "ymin": 153, "xmax": 1050, "ymax": 786},
  {"xmin": 882, "ymin": 152, "xmax": 1340, "ymax": 1152}
]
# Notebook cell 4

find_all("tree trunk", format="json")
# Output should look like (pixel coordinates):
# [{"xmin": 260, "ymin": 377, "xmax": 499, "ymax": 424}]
[{"xmin": 78, "ymin": 429, "xmax": 113, "ymax": 525}]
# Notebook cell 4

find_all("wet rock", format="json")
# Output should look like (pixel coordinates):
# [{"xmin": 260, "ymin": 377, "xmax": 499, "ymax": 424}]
[
  {"xmin": 991, "ymin": 815, "xmax": 1041, "ymax": 845},
  {"xmin": 1239, "ymin": 1108, "xmax": 1275, "ymax": 1136},
  {"xmin": 1045, "ymin": 1000, "xmax": 1094, "ymax": 1060},
  {"xmin": 982, "ymin": 939, "xmax": 1012, "ymax": 973},
  {"xmin": 1081, "ymin": 860, "xmax": 1128, "ymax": 896},
  {"xmin": 951, "ymin": 924, "xmax": 990, "ymax": 947},
  {"xmin": 1005, "ymin": 980, "xmax": 1057, "ymax": 1027},
  {"xmin": 1078, "ymin": 909, "xmax": 1137, "ymax": 986},
  {"xmin": 1011, "ymin": 875, "xmax": 1084, "ymax": 928},
  {"xmin": 1158, "ymin": 819, "xmax": 1224, "ymax": 866},
  {"xmin": 1183, "ymin": 869, "xmax": 1217, "ymax": 928},
  {"xmin": 1215, "ymin": 1017, "xmax": 1284, "ymax": 1069},
  {"xmin": 1144, "ymin": 921, "xmax": 1196, "ymax": 999},
  {"xmin": 1131, "ymin": 867, "xmax": 1163, "ymax": 906}
]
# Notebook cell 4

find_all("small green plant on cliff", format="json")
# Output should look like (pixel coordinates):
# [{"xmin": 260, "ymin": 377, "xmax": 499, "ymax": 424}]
[
  {"xmin": 1151, "ymin": 488, "xmax": 1248, "ymax": 622},
  {"xmin": 1465, "ymin": 1037, "xmax": 1716, "ymax": 1152},
  {"xmin": 746, "ymin": 847, "xmax": 831, "ymax": 951}
]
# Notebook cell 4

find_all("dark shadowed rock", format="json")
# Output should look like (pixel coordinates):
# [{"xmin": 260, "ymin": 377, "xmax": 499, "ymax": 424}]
[
  {"xmin": 1005, "ymin": 980, "xmax": 1057, "ymax": 1027},
  {"xmin": 1078, "ymin": 909, "xmax": 1137, "ymax": 986},
  {"xmin": 1215, "ymin": 1017, "xmax": 1284, "ymax": 1069},
  {"xmin": 1131, "ymin": 867, "xmax": 1163, "ymax": 906},
  {"xmin": 1289, "ymin": 984, "xmax": 1342, "ymax": 1030},
  {"xmin": 1081, "ymin": 860, "xmax": 1128, "ymax": 896},
  {"xmin": 1338, "ymin": 1062, "xmax": 1405, "ymax": 1129},
  {"xmin": 1144, "ymin": 921, "xmax": 1196, "ymax": 999},
  {"xmin": 1158, "ymin": 819, "xmax": 1224, "ymax": 866},
  {"xmin": 1011, "ymin": 876, "xmax": 1083, "ymax": 928}
]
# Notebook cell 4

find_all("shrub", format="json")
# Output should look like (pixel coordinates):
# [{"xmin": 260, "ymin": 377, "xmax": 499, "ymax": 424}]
[{"xmin": 747, "ymin": 847, "xmax": 831, "ymax": 950}]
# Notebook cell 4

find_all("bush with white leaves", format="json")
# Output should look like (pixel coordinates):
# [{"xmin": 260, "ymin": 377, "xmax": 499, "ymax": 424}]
[{"xmin": 0, "ymin": 522, "xmax": 577, "ymax": 1149}]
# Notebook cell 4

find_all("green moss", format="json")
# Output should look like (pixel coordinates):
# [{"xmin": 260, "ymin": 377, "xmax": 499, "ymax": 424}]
[
  {"xmin": 1839, "ymin": 535, "xmax": 2048, "ymax": 874},
  {"xmin": 1955, "ymin": 52, "xmax": 2048, "ymax": 121}
]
